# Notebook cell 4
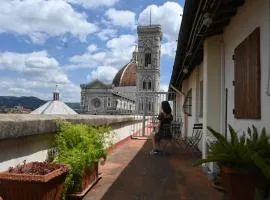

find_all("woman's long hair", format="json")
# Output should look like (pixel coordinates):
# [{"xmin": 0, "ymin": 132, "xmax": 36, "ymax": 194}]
[{"xmin": 161, "ymin": 101, "xmax": 172, "ymax": 114}]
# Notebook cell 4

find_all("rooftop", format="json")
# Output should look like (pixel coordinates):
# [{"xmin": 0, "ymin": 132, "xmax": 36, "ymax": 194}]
[{"xmin": 112, "ymin": 61, "xmax": 137, "ymax": 87}]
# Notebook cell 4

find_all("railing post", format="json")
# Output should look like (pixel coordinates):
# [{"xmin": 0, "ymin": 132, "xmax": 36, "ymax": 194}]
[{"xmin": 142, "ymin": 92, "xmax": 146, "ymax": 137}]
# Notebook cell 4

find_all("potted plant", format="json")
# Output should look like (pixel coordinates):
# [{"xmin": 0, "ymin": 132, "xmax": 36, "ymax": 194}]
[
  {"xmin": 210, "ymin": 171, "xmax": 225, "ymax": 192},
  {"xmin": 53, "ymin": 121, "xmax": 113, "ymax": 199},
  {"xmin": 195, "ymin": 125, "xmax": 270, "ymax": 200},
  {"xmin": 0, "ymin": 160, "xmax": 70, "ymax": 200}
]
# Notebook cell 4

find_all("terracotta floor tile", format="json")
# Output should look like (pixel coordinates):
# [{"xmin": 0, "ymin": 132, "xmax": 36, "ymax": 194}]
[{"xmin": 83, "ymin": 139, "xmax": 222, "ymax": 200}]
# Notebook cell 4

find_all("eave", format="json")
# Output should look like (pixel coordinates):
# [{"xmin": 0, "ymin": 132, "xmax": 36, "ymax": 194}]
[{"xmin": 169, "ymin": 0, "xmax": 245, "ymax": 91}]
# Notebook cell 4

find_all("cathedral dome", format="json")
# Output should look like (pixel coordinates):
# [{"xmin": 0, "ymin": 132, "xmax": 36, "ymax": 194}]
[{"xmin": 112, "ymin": 61, "xmax": 137, "ymax": 87}]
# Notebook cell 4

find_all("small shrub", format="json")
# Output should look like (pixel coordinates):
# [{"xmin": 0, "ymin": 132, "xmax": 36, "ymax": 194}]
[
  {"xmin": 53, "ymin": 120, "xmax": 114, "ymax": 198},
  {"xmin": 195, "ymin": 125, "xmax": 270, "ymax": 179}
]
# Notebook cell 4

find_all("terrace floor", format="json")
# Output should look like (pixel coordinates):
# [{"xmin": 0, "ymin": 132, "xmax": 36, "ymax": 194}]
[{"xmin": 83, "ymin": 138, "xmax": 222, "ymax": 200}]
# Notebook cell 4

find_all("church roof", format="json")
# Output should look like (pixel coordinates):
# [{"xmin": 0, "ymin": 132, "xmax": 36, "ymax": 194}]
[
  {"xmin": 30, "ymin": 100, "xmax": 77, "ymax": 115},
  {"xmin": 81, "ymin": 80, "xmax": 113, "ymax": 89},
  {"xmin": 112, "ymin": 61, "xmax": 136, "ymax": 87}
]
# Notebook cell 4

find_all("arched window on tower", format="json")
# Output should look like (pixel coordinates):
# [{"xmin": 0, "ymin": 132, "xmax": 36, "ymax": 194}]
[
  {"xmin": 145, "ymin": 53, "xmax": 151, "ymax": 67},
  {"xmin": 143, "ymin": 80, "xmax": 147, "ymax": 90},
  {"xmin": 144, "ymin": 49, "xmax": 152, "ymax": 68},
  {"xmin": 148, "ymin": 81, "xmax": 152, "ymax": 90}
]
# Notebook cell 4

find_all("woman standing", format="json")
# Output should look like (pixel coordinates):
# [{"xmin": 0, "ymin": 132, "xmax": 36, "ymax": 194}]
[{"xmin": 150, "ymin": 101, "xmax": 173, "ymax": 155}]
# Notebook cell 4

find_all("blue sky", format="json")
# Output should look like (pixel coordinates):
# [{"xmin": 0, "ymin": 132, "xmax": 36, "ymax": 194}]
[{"xmin": 0, "ymin": 0, "xmax": 184, "ymax": 102}]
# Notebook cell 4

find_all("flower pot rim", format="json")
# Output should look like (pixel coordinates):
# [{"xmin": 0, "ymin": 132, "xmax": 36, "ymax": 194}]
[
  {"xmin": 0, "ymin": 163, "xmax": 70, "ymax": 183},
  {"xmin": 221, "ymin": 165, "xmax": 258, "ymax": 175}
]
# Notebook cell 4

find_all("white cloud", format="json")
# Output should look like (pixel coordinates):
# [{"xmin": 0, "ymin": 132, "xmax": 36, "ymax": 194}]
[
  {"xmin": 161, "ymin": 41, "xmax": 177, "ymax": 58},
  {"xmin": 160, "ymin": 83, "xmax": 169, "ymax": 92},
  {"xmin": 0, "ymin": 0, "xmax": 98, "ymax": 44},
  {"xmin": 68, "ymin": 34, "xmax": 136, "ymax": 70},
  {"xmin": 105, "ymin": 8, "xmax": 136, "ymax": 28},
  {"xmin": 0, "ymin": 77, "xmax": 80, "ymax": 102},
  {"xmin": 106, "ymin": 35, "xmax": 136, "ymax": 50},
  {"xmin": 0, "ymin": 51, "xmax": 69, "ymax": 84},
  {"xmin": 87, "ymin": 66, "xmax": 118, "ymax": 83},
  {"xmin": 66, "ymin": 0, "xmax": 120, "ymax": 9},
  {"xmin": 97, "ymin": 28, "xmax": 117, "ymax": 41},
  {"xmin": 138, "ymin": 2, "xmax": 182, "ymax": 41},
  {"xmin": 87, "ymin": 44, "xmax": 98, "ymax": 53}
]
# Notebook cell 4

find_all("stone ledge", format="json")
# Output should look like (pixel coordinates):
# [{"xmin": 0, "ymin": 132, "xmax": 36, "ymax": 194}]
[{"xmin": 0, "ymin": 114, "xmax": 135, "ymax": 140}]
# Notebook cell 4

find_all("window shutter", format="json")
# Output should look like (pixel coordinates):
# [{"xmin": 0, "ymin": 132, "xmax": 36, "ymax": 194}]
[
  {"xmin": 183, "ymin": 89, "xmax": 192, "ymax": 116},
  {"xmin": 234, "ymin": 27, "xmax": 261, "ymax": 119},
  {"xmin": 199, "ymin": 81, "xmax": 203, "ymax": 117}
]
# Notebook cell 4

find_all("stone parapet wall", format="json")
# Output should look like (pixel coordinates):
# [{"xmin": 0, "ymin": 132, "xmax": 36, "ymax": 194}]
[
  {"xmin": 0, "ymin": 114, "xmax": 135, "ymax": 140},
  {"xmin": 0, "ymin": 114, "xmax": 138, "ymax": 171}
]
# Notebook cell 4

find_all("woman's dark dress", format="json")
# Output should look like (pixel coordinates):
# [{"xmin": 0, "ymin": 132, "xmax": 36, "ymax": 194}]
[{"xmin": 155, "ymin": 112, "xmax": 173, "ymax": 142}]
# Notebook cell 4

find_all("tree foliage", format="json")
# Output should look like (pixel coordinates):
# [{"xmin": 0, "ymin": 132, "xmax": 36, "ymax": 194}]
[{"xmin": 53, "ymin": 120, "xmax": 114, "ymax": 198}]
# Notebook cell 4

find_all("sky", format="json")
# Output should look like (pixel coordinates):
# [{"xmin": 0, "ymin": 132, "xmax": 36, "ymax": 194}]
[{"xmin": 0, "ymin": 0, "xmax": 184, "ymax": 102}]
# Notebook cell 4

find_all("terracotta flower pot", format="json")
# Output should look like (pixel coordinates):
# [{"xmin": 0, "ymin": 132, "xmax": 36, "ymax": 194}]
[
  {"xmin": 0, "ymin": 162, "xmax": 70, "ymax": 200},
  {"xmin": 211, "ymin": 176, "xmax": 225, "ymax": 192},
  {"xmin": 68, "ymin": 162, "xmax": 100, "ymax": 199},
  {"xmin": 220, "ymin": 166, "xmax": 268, "ymax": 200}
]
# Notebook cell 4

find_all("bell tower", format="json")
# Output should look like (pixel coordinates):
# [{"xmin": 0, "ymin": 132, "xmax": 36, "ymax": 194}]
[
  {"xmin": 136, "ymin": 25, "xmax": 162, "ymax": 91},
  {"xmin": 136, "ymin": 24, "xmax": 162, "ymax": 114}
]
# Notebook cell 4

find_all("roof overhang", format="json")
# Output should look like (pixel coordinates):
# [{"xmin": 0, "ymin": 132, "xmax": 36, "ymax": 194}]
[{"xmin": 169, "ymin": 0, "xmax": 245, "ymax": 91}]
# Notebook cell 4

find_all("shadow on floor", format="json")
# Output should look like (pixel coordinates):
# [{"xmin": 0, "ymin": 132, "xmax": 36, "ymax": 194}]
[{"xmin": 95, "ymin": 139, "xmax": 222, "ymax": 200}]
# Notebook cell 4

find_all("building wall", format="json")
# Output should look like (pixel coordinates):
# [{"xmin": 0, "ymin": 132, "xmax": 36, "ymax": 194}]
[
  {"xmin": 84, "ymin": 89, "xmax": 113, "ymax": 114},
  {"xmin": 114, "ymin": 86, "xmax": 136, "ymax": 94},
  {"xmin": 180, "ymin": 64, "xmax": 203, "ymax": 151},
  {"xmin": 223, "ymin": 0, "xmax": 270, "ymax": 132}
]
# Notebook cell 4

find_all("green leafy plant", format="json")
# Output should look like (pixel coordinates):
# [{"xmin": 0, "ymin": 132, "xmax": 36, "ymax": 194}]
[
  {"xmin": 195, "ymin": 125, "xmax": 270, "ymax": 179},
  {"xmin": 53, "ymin": 120, "xmax": 114, "ymax": 198}
]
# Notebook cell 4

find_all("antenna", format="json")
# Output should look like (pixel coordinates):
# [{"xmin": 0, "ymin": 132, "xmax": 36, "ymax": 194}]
[{"xmin": 149, "ymin": 8, "xmax": 152, "ymax": 26}]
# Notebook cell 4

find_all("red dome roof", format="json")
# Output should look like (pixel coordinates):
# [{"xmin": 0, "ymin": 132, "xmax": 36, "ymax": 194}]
[{"xmin": 112, "ymin": 62, "xmax": 137, "ymax": 87}]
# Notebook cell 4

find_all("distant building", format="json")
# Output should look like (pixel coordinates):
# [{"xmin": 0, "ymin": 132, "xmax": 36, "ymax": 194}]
[
  {"xmin": 0, "ymin": 105, "xmax": 32, "ymax": 114},
  {"xmin": 31, "ymin": 86, "xmax": 77, "ymax": 115},
  {"xmin": 80, "ymin": 24, "xmax": 162, "ymax": 115}
]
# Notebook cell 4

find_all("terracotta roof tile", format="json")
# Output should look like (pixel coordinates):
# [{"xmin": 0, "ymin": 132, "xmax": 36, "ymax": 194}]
[{"xmin": 112, "ymin": 62, "xmax": 136, "ymax": 87}]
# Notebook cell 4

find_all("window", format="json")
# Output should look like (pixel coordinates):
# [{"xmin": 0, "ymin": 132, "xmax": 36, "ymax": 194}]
[
  {"xmin": 107, "ymin": 97, "xmax": 111, "ymax": 107},
  {"xmin": 183, "ymin": 89, "xmax": 192, "ymax": 116},
  {"xmin": 199, "ymin": 81, "xmax": 203, "ymax": 117},
  {"xmin": 234, "ymin": 27, "xmax": 261, "ymax": 119},
  {"xmin": 139, "ymin": 99, "xmax": 144, "ymax": 112},
  {"xmin": 148, "ymin": 101, "xmax": 151, "ymax": 111},
  {"xmin": 143, "ymin": 80, "xmax": 147, "ymax": 90},
  {"xmin": 148, "ymin": 81, "xmax": 152, "ymax": 90},
  {"xmin": 145, "ymin": 53, "xmax": 151, "ymax": 67},
  {"xmin": 91, "ymin": 98, "xmax": 101, "ymax": 108}
]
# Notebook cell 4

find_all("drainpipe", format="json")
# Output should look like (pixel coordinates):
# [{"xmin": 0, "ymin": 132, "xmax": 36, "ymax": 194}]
[
  {"xmin": 267, "ymin": 0, "xmax": 270, "ymax": 96},
  {"xmin": 170, "ymin": 85, "xmax": 186, "ymax": 96},
  {"xmin": 170, "ymin": 85, "xmax": 186, "ymax": 122}
]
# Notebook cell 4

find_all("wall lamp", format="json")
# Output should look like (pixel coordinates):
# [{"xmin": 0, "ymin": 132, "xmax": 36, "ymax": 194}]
[{"xmin": 203, "ymin": 13, "xmax": 213, "ymax": 28}]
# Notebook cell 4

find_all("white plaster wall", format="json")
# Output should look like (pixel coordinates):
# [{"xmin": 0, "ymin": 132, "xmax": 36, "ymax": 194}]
[
  {"xmin": 0, "ymin": 121, "xmax": 140, "ymax": 171},
  {"xmin": 0, "ymin": 134, "xmax": 52, "ymax": 171},
  {"xmin": 223, "ymin": 0, "xmax": 270, "ymax": 132},
  {"xmin": 198, "ymin": 64, "xmax": 204, "ymax": 123},
  {"xmin": 109, "ymin": 122, "xmax": 135, "ymax": 146},
  {"xmin": 188, "ymin": 68, "xmax": 198, "ymax": 136},
  {"xmin": 180, "ymin": 66, "xmax": 204, "ymax": 151},
  {"xmin": 181, "ymin": 80, "xmax": 189, "ymax": 137}
]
